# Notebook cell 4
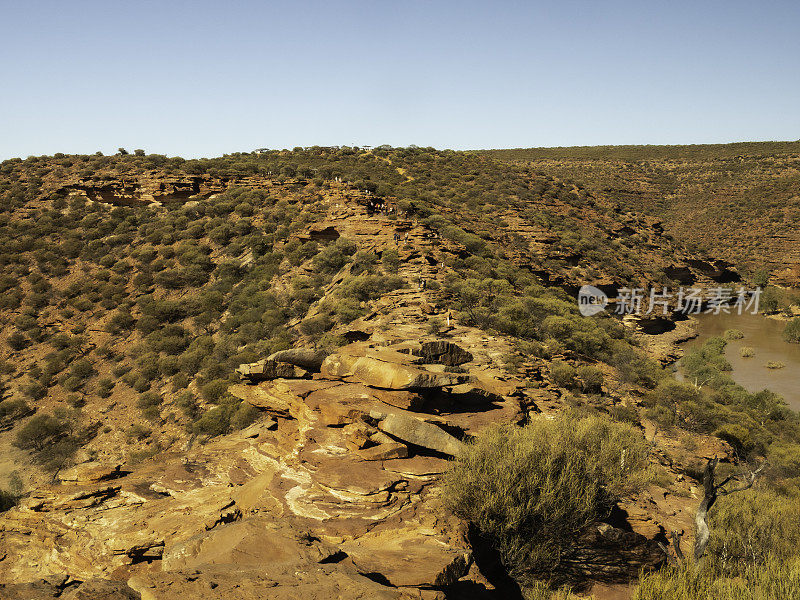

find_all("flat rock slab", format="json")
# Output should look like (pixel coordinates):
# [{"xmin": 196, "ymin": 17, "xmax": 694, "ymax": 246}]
[
  {"xmin": 0, "ymin": 579, "xmax": 141, "ymax": 600},
  {"xmin": 60, "ymin": 462, "xmax": 124, "ymax": 485},
  {"xmin": 372, "ymin": 411, "xmax": 465, "ymax": 457},
  {"xmin": 342, "ymin": 532, "xmax": 470, "ymax": 587},
  {"xmin": 228, "ymin": 383, "xmax": 294, "ymax": 414},
  {"xmin": 357, "ymin": 442, "xmax": 409, "ymax": 461},
  {"xmin": 382, "ymin": 456, "xmax": 450, "ymax": 478},
  {"xmin": 236, "ymin": 359, "xmax": 309, "ymax": 382},
  {"xmin": 267, "ymin": 348, "xmax": 330, "ymax": 371},
  {"xmin": 312, "ymin": 455, "xmax": 405, "ymax": 497},
  {"xmin": 128, "ymin": 567, "xmax": 403, "ymax": 600},
  {"xmin": 321, "ymin": 354, "xmax": 462, "ymax": 390},
  {"xmin": 163, "ymin": 518, "xmax": 340, "ymax": 571}
]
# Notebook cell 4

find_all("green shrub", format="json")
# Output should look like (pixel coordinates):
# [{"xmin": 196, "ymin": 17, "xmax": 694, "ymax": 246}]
[
  {"xmin": 12, "ymin": 412, "xmax": 78, "ymax": 471},
  {"xmin": 381, "ymin": 248, "xmax": 401, "ymax": 273},
  {"xmin": 783, "ymin": 318, "xmax": 800, "ymax": 343},
  {"xmin": 312, "ymin": 238, "xmax": 357, "ymax": 274},
  {"xmin": 200, "ymin": 379, "xmax": 230, "ymax": 403},
  {"xmin": 192, "ymin": 404, "xmax": 234, "ymax": 437},
  {"xmin": 634, "ymin": 559, "xmax": 800, "ymax": 600},
  {"xmin": 705, "ymin": 489, "xmax": 800, "ymax": 576},
  {"xmin": 549, "ymin": 361, "xmax": 576, "ymax": 388},
  {"xmin": 230, "ymin": 402, "xmax": 259, "ymax": 430},
  {"xmin": 609, "ymin": 403, "xmax": 640, "ymax": 425},
  {"xmin": 443, "ymin": 411, "xmax": 651, "ymax": 582},
  {"xmin": 724, "ymin": 329, "xmax": 744, "ymax": 340},
  {"xmin": 69, "ymin": 359, "xmax": 94, "ymax": 380},
  {"xmin": 576, "ymin": 365, "xmax": 604, "ymax": 393},
  {"xmin": 0, "ymin": 398, "xmax": 30, "ymax": 423},
  {"xmin": 97, "ymin": 378, "xmax": 115, "ymax": 398},
  {"xmin": 126, "ymin": 423, "xmax": 152, "ymax": 442},
  {"xmin": 7, "ymin": 331, "xmax": 29, "ymax": 351}
]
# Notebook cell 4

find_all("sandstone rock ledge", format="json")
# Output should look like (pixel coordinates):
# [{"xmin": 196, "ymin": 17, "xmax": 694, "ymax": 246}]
[
  {"xmin": 0, "ymin": 338, "xmax": 670, "ymax": 598},
  {"xmin": 0, "ymin": 339, "xmax": 524, "ymax": 599}
]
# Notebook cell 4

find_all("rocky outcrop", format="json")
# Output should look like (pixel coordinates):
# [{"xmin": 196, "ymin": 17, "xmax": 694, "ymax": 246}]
[
  {"xmin": 267, "ymin": 348, "xmax": 330, "ymax": 372},
  {"xmin": 0, "ymin": 578, "xmax": 142, "ymax": 600},
  {"xmin": 235, "ymin": 359, "xmax": 309, "ymax": 382},
  {"xmin": 416, "ymin": 341, "xmax": 474, "ymax": 366},
  {"xmin": 370, "ymin": 409, "xmax": 466, "ymax": 457},
  {"xmin": 59, "ymin": 462, "xmax": 125, "ymax": 485},
  {"xmin": 0, "ymin": 334, "xmax": 684, "ymax": 597},
  {"xmin": 321, "ymin": 353, "xmax": 465, "ymax": 389}
]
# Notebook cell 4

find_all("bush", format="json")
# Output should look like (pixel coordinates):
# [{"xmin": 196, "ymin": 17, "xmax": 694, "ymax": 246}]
[
  {"xmin": 443, "ymin": 411, "xmax": 651, "ymax": 582},
  {"xmin": 724, "ymin": 329, "xmax": 745, "ymax": 340},
  {"xmin": 12, "ymin": 412, "xmax": 79, "ymax": 472},
  {"xmin": 312, "ymin": 238, "xmax": 357, "ymax": 274},
  {"xmin": 704, "ymin": 489, "xmax": 800, "ymax": 576},
  {"xmin": 576, "ymin": 365, "xmax": 604, "ymax": 393},
  {"xmin": 0, "ymin": 489, "xmax": 17, "ymax": 512},
  {"xmin": 0, "ymin": 398, "xmax": 30, "ymax": 423},
  {"xmin": 381, "ymin": 248, "xmax": 401, "ymax": 273},
  {"xmin": 230, "ymin": 402, "xmax": 259, "ymax": 430},
  {"xmin": 13, "ymin": 414, "xmax": 71, "ymax": 451},
  {"xmin": 634, "ymin": 559, "xmax": 800, "ymax": 600},
  {"xmin": 549, "ymin": 361, "xmax": 576, "ymax": 388},
  {"xmin": 200, "ymin": 379, "xmax": 230, "ymax": 403},
  {"xmin": 783, "ymin": 318, "xmax": 800, "ymax": 343},
  {"xmin": 97, "ymin": 377, "xmax": 114, "ymax": 397},
  {"xmin": 192, "ymin": 404, "xmax": 234, "ymax": 437},
  {"xmin": 69, "ymin": 359, "xmax": 94, "ymax": 380},
  {"xmin": 7, "ymin": 331, "xmax": 29, "ymax": 351}
]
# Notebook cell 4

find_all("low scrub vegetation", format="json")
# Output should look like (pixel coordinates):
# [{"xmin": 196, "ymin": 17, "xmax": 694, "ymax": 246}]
[{"xmin": 443, "ymin": 411, "xmax": 651, "ymax": 584}]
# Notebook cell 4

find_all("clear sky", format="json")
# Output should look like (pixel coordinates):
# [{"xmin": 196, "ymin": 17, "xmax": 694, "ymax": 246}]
[{"xmin": 1, "ymin": 0, "xmax": 798, "ymax": 159}]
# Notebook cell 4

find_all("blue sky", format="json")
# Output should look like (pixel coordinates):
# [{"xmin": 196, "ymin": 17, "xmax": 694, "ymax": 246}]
[{"xmin": 1, "ymin": 0, "xmax": 798, "ymax": 159}]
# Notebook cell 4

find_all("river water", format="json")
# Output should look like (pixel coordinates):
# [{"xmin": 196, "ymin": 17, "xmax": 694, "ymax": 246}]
[{"xmin": 680, "ymin": 312, "xmax": 800, "ymax": 411}]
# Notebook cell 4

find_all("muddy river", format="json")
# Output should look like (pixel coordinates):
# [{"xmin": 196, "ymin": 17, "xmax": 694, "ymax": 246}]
[{"xmin": 679, "ymin": 312, "xmax": 800, "ymax": 411}]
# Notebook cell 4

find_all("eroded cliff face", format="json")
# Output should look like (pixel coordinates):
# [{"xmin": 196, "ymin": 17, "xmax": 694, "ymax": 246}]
[{"xmin": 488, "ymin": 147, "xmax": 800, "ymax": 283}]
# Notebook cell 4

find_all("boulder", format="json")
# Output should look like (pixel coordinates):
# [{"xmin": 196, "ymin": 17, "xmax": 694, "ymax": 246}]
[
  {"xmin": 342, "ymin": 422, "xmax": 375, "ymax": 450},
  {"xmin": 448, "ymin": 383, "xmax": 504, "ymax": 405},
  {"xmin": 342, "ymin": 532, "xmax": 470, "ymax": 587},
  {"xmin": 321, "ymin": 354, "xmax": 462, "ymax": 390},
  {"xmin": 127, "ymin": 568, "xmax": 402, "ymax": 600},
  {"xmin": 236, "ymin": 359, "xmax": 308, "ymax": 382},
  {"xmin": 357, "ymin": 442, "xmax": 409, "ymax": 461},
  {"xmin": 61, "ymin": 579, "xmax": 142, "ymax": 600},
  {"xmin": 417, "ymin": 341, "xmax": 473, "ymax": 366},
  {"xmin": 0, "ymin": 578, "xmax": 141, "ymax": 600},
  {"xmin": 371, "ymin": 410, "xmax": 465, "ymax": 457},
  {"xmin": 60, "ymin": 462, "xmax": 123, "ymax": 485},
  {"xmin": 267, "ymin": 348, "xmax": 330, "ymax": 372},
  {"xmin": 228, "ymin": 383, "xmax": 293, "ymax": 416},
  {"xmin": 163, "ymin": 518, "xmax": 339, "ymax": 571}
]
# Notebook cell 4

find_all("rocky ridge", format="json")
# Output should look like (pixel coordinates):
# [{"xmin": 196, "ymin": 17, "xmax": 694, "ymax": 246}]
[{"xmin": 0, "ymin": 155, "xmax": 744, "ymax": 599}]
